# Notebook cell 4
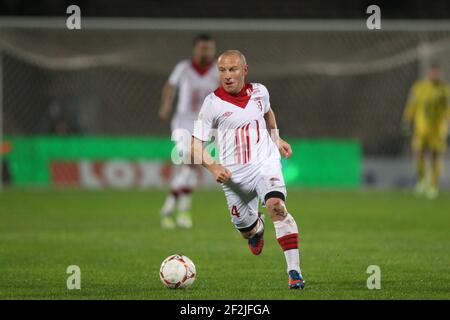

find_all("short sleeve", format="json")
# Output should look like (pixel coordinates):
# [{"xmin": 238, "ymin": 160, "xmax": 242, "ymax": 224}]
[
  {"xmin": 193, "ymin": 95, "xmax": 215, "ymax": 142},
  {"xmin": 168, "ymin": 61, "xmax": 187, "ymax": 87},
  {"xmin": 260, "ymin": 84, "xmax": 271, "ymax": 113}
]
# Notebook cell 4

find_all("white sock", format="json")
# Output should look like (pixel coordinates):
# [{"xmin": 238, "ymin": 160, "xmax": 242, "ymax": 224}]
[
  {"xmin": 170, "ymin": 165, "xmax": 195, "ymax": 214},
  {"xmin": 273, "ymin": 213, "xmax": 301, "ymax": 274},
  {"xmin": 284, "ymin": 249, "xmax": 300, "ymax": 274},
  {"xmin": 161, "ymin": 194, "xmax": 177, "ymax": 216},
  {"xmin": 255, "ymin": 215, "xmax": 264, "ymax": 235},
  {"xmin": 178, "ymin": 193, "xmax": 192, "ymax": 213}
]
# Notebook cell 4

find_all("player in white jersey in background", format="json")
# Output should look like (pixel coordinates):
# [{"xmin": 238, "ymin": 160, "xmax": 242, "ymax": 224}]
[
  {"xmin": 159, "ymin": 34, "xmax": 219, "ymax": 229},
  {"xmin": 191, "ymin": 50, "xmax": 305, "ymax": 289}
]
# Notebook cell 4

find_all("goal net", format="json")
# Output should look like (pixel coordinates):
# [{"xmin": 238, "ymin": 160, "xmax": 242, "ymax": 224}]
[{"xmin": 1, "ymin": 19, "xmax": 449, "ymax": 187}]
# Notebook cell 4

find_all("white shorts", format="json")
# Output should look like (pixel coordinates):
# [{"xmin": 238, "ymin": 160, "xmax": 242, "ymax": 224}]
[{"xmin": 222, "ymin": 158, "xmax": 287, "ymax": 229}]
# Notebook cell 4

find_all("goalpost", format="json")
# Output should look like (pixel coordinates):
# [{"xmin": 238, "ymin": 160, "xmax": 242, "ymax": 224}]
[{"xmin": 0, "ymin": 18, "xmax": 449, "ymax": 188}]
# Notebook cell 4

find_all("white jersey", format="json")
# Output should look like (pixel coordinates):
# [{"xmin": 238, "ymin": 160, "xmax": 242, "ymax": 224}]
[
  {"xmin": 193, "ymin": 83, "xmax": 280, "ymax": 180},
  {"xmin": 168, "ymin": 59, "xmax": 219, "ymax": 133}
]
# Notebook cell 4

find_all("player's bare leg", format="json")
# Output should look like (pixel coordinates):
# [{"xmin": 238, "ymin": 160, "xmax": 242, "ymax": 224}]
[
  {"xmin": 427, "ymin": 150, "xmax": 442, "ymax": 199},
  {"xmin": 266, "ymin": 196, "xmax": 305, "ymax": 289},
  {"xmin": 414, "ymin": 149, "xmax": 427, "ymax": 195}
]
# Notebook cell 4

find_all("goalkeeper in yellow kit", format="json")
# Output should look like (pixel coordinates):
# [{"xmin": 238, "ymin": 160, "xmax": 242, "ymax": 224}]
[{"xmin": 402, "ymin": 63, "xmax": 450, "ymax": 199}]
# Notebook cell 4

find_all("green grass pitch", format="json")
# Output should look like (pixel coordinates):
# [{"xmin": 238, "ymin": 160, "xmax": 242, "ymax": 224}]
[{"xmin": 0, "ymin": 188, "xmax": 449, "ymax": 299}]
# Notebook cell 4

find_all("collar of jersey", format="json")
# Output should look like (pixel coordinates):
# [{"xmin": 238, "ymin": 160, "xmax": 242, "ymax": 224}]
[
  {"xmin": 191, "ymin": 59, "xmax": 213, "ymax": 76},
  {"xmin": 214, "ymin": 83, "xmax": 253, "ymax": 108}
]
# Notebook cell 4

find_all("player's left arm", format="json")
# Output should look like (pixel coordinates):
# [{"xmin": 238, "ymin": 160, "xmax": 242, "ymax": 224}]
[
  {"xmin": 403, "ymin": 83, "xmax": 419, "ymax": 122},
  {"xmin": 264, "ymin": 108, "xmax": 292, "ymax": 158}
]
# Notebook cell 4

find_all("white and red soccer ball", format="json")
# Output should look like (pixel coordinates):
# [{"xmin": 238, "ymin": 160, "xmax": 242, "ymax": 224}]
[{"xmin": 159, "ymin": 254, "xmax": 196, "ymax": 289}]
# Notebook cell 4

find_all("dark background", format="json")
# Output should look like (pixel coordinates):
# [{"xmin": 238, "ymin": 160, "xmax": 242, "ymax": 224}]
[
  {"xmin": 1, "ymin": 0, "xmax": 450, "ymax": 19},
  {"xmin": 1, "ymin": 0, "xmax": 449, "ymax": 156}
]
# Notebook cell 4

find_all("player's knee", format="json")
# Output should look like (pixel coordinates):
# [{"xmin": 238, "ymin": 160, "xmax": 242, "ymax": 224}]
[{"xmin": 266, "ymin": 198, "xmax": 287, "ymax": 221}]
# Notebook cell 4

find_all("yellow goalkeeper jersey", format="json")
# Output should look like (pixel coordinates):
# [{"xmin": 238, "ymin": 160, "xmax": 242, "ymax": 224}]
[{"xmin": 403, "ymin": 79, "xmax": 450, "ymax": 136}]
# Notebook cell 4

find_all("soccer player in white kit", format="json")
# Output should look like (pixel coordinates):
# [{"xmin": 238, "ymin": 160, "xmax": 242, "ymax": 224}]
[
  {"xmin": 159, "ymin": 34, "xmax": 219, "ymax": 229},
  {"xmin": 191, "ymin": 50, "xmax": 305, "ymax": 289}
]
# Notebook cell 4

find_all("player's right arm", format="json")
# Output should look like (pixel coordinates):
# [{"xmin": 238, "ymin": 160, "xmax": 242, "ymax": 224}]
[
  {"xmin": 191, "ymin": 95, "xmax": 231, "ymax": 183},
  {"xmin": 403, "ymin": 82, "xmax": 419, "ymax": 124},
  {"xmin": 159, "ymin": 82, "xmax": 176, "ymax": 121},
  {"xmin": 191, "ymin": 137, "xmax": 231, "ymax": 183},
  {"xmin": 158, "ymin": 61, "xmax": 187, "ymax": 121},
  {"xmin": 402, "ymin": 82, "xmax": 419, "ymax": 136}
]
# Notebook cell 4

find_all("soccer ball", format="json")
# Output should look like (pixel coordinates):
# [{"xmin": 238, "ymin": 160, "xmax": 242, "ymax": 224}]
[{"xmin": 159, "ymin": 254, "xmax": 196, "ymax": 289}]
